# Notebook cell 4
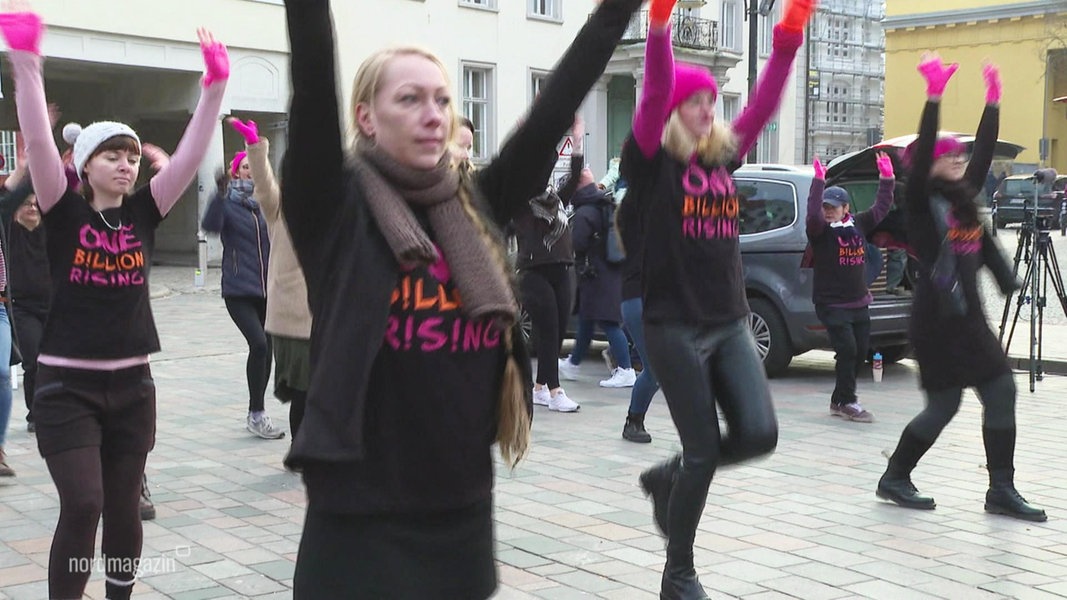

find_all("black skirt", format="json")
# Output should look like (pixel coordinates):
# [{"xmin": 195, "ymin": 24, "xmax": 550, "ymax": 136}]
[{"xmin": 293, "ymin": 498, "xmax": 496, "ymax": 599}]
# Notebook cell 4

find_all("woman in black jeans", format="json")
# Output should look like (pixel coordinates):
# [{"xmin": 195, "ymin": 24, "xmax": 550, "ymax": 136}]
[
  {"xmin": 876, "ymin": 54, "xmax": 1045, "ymax": 522},
  {"xmin": 513, "ymin": 117, "xmax": 583, "ymax": 413},
  {"xmin": 202, "ymin": 152, "xmax": 281, "ymax": 439}
]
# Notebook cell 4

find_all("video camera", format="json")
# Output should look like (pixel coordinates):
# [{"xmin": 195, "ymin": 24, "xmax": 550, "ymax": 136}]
[{"xmin": 1021, "ymin": 168, "xmax": 1059, "ymax": 232}]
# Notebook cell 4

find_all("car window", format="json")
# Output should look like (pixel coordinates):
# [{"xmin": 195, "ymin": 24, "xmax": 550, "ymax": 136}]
[
  {"xmin": 839, "ymin": 182, "xmax": 879, "ymax": 212},
  {"xmin": 1002, "ymin": 179, "xmax": 1035, "ymax": 196},
  {"xmin": 1054, "ymin": 178, "xmax": 1067, "ymax": 193},
  {"xmin": 736, "ymin": 179, "xmax": 797, "ymax": 235}
]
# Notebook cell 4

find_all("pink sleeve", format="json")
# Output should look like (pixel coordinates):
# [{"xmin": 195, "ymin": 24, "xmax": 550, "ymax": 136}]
[
  {"xmin": 149, "ymin": 82, "xmax": 226, "ymax": 216},
  {"xmin": 632, "ymin": 27, "xmax": 675, "ymax": 159},
  {"xmin": 9, "ymin": 52, "xmax": 68, "ymax": 214},
  {"xmin": 731, "ymin": 25, "xmax": 802, "ymax": 158}
]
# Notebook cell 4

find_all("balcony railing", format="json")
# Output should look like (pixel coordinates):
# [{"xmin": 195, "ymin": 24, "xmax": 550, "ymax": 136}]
[{"xmin": 619, "ymin": 11, "xmax": 719, "ymax": 51}]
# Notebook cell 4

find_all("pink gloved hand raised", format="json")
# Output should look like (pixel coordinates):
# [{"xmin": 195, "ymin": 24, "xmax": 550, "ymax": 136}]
[
  {"xmin": 198, "ymin": 28, "xmax": 229, "ymax": 88},
  {"xmin": 813, "ymin": 156, "xmax": 825, "ymax": 180},
  {"xmin": 0, "ymin": 9, "xmax": 44, "ymax": 55},
  {"xmin": 649, "ymin": 0, "xmax": 678, "ymax": 28},
  {"xmin": 779, "ymin": 0, "xmax": 816, "ymax": 33},
  {"xmin": 983, "ymin": 62, "xmax": 1001, "ymax": 105},
  {"xmin": 229, "ymin": 118, "xmax": 259, "ymax": 145},
  {"xmin": 875, "ymin": 151, "xmax": 894, "ymax": 179},
  {"xmin": 917, "ymin": 53, "xmax": 958, "ymax": 98}
]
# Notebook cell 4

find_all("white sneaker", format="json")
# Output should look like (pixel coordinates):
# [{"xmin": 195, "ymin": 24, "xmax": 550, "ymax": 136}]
[
  {"xmin": 548, "ymin": 389, "xmax": 580, "ymax": 412},
  {"xmin": 247, "ymin": 413, "xmax": 286, "ymax": 439},
  {"xmin": 599, "ymin": 367, "xmax": 637, "ymax": 388},
  {"xmin": 532, "ymin": 386, "xmax": 551, "ymax": 406},
  {"xmin": 558, "ymin": 356, "xmax": 580, "ymax": 381}
]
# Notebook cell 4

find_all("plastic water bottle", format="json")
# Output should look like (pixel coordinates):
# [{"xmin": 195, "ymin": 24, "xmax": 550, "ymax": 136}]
[{"xmin": 872, "ymin": 352, "xmax": 884, "ymax": 383}]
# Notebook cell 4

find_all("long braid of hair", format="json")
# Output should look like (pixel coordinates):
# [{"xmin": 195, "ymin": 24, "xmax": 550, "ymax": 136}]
[{"xmin": 455, "ymin": 171, "xmax": 531, "ymax": 467}]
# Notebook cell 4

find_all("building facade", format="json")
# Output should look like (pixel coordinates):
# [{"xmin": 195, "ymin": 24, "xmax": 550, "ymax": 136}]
[{"xmin": 883, "ymin": 0, "xmax": 1067, "ymax": 173}]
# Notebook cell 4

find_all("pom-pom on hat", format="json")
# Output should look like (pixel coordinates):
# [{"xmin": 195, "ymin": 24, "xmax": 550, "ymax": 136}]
[
  {"xmin": 668, "ymin": 63, "xmax": 719, "ymax": 114},
  {"xmin": 231, "ymin": 151, "xmax": 248, "ymax": 177},
  {"xmin": 822, "ymin": 186, "xmax": 851, "ymax": 207},
  {"xmin": 68, "ymin": 121, "xmax": 141, "ymax": 177}
]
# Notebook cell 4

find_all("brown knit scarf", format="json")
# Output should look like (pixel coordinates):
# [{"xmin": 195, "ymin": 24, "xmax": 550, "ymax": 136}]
[{"xmin": 351, "ymin": 138, "xmax": 518, "ymax": 326}]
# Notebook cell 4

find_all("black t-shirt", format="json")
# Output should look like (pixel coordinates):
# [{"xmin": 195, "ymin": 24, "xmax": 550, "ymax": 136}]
[
  {"xmin": 809, "ymin": 218, "xmax": 871, "ymax": 305},
  {"xmin": 8, "ymin": 220, "xmax": 51, "ymax": 312},
  {"xmin": 623, "ymin": 140, "xmax": 748, "ymax": 325},
  {"xmin": 304, "ymin": 255, "xmax": 505, "ymax": 514},
  {"xmin": 41, "ymin": 187, "xmax": 162, "ymax": 358}
]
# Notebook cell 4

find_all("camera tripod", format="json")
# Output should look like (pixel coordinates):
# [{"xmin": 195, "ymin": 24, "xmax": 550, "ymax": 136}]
[{"xmin": 998, "ymin": 208, "xmax": 1067, "ymax": 392}]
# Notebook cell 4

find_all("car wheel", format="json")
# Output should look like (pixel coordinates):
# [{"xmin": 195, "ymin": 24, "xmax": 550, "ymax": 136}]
[
  {"xmin": 876, "ymin": 344, "xmax": 910, "ymax": 364},
  {"xmin": 518, "ymin": 307, "xmax": 536, "ymax": 357},
  {"xmin": 748, "ymin": 298, "xmax": 792, "ymax": 378}
]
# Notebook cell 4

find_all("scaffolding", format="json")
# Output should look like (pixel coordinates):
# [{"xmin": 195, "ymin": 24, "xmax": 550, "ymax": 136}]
[{"xmin": 803, "ymin": 0, "xmax": 886, "ymax": 162}]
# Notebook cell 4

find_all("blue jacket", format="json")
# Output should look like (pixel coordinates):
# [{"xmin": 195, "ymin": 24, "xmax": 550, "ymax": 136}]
[{"xmin": 202, "ymin": 179, "xmax": 270, "ymax": 298}]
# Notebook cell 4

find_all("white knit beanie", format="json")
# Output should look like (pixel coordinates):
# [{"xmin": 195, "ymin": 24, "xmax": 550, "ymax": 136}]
[{"xmin": 65, "ymin": 121, "xmax": 142, "ymax": 177}]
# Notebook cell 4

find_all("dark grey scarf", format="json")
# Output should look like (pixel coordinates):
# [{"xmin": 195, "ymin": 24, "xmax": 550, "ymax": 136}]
[
  {"xmin": 528, "ymin": 190, "xmax": 568, "ymax": 251},
  {"xmin": 350, "ymin": 138, "xmax": 517, "ymax": 325}
]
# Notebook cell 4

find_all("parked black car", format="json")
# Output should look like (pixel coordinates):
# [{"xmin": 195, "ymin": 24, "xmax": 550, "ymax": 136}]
[{"xmin": 992, "ymin": 173, "xmax": 1067, "ymax": 230}]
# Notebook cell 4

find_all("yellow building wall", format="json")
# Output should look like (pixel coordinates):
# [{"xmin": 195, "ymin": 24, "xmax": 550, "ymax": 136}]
[
  {"xmin": 885, "ymin": 14, "xmax": 1064, "ymax": 170},
  {"xmin": 887, "ymin": 0, "xmax": 1018, "ymax": 17}
]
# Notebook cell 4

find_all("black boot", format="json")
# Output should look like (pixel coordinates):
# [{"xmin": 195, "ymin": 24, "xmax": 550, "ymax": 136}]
[
  {"xmin": 661, "ymin": 458, "xmax": 714, "ymax": 600},
  {"xmin": 983, "ymin": 424, "xmax": 1048, "ymax": 522},
  {"xmin": 105, "ymin": 576, "xmax": 135, "ymax": 600},
  {"xmin": 639, "ymin": 455, "xmax": 680, "ymax": 537},
  {"xmin": 877, "ymin": 429, "xmax": 936, "ymax": 510},
  {"xmin": 623, "ymin": 413, "xmax": 652, "ymax": 443}
]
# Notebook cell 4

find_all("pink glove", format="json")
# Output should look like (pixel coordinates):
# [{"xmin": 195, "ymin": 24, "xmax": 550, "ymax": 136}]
[
  {"xmin": 198, "ymin": 28, "xmax": 229, "ymax": 88},
  {"xmin": 779, "ymin": 0, "xmax": 816, "ymax": 33},
  {"xmin": 0, "ymin": 11, "xmax": 44, "ymax": 55},
  {"xmin": 813, "ymin": 156, "xmax": 825, "ymax": 180},
  {"xmin": 230, "ymin": 118, "xmax": 259, "ymax": 145},
  {"xmin": 649, "ymin": 0, "xmax": 678, "ymax": 27},
  {"xmin": 983, "ymin": 63, "xmax": 1001, "ymax": 105},
  {"xmin": 917, "ymin": 54, "xmax": 958, "ymax": 98},
  {"xmin": 875, "ymin": 151, "xmax": 894, "ymax": 179}
]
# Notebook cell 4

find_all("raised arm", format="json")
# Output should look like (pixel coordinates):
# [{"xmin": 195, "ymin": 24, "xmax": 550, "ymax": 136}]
[
  {"xmin": 632, "ymin": 0, "xmax": 677, "ymax": 158},
  {"xmin": 905, "ymin": 53, "xmax": 959, "ymax": 216},
  {"xmin": 150, "ymin": 29, "xmax": 228, "ymax": 216},
  {"xmin": 476, "ymin": 0, "xmax": 644, "ymax": 223},
  {"xmin": 281, "ymin": 0, "xmax": 347, "ymax": 270},
  {"xmin": 731, "ymin": 26, "xmax": 804, "ymax": 157},
  {"xmin": 856, "ymin": 152, "xmax": 896, "ymax": 232},
  {"xmin": 805, "ymin": 156, "xmax": 826, "ymax": 237},
  {"xmin": 2, "ymin": 10, "xmax": 66, "ymax": 213},
  {"xmin": 963, "ymin": 64, "xmax": 1001, "ymax": 188},
  {"xmin": 231, "ymin": 118, "xmax": 281, "ymax": 224}
]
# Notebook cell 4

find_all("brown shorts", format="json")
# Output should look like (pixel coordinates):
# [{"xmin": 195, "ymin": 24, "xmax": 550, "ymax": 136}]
[{"xmin": 33, "ymin": 363, "xmax": 156, "ymax": 458}]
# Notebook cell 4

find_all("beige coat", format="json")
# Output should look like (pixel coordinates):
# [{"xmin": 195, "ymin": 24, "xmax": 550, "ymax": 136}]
[{"xmin": 248, "ymin": 139, "xmax": 312, "ymax": 339}]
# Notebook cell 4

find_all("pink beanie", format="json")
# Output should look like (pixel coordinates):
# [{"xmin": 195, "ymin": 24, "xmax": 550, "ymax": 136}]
[
  {"xmin": 231, "ymin": 151, "xmax": 248, "ymax": 177},
  {"xmin": 668, "ymin": 63, "xmax": 718, "ymax": 114},
  {"xmin": 902, "ymin": 136, "xmax": 965, "ymax": 169}
]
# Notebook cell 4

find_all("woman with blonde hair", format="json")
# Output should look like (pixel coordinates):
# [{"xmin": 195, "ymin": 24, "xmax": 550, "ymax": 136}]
[
  {"xmin": 624, "ymin": 0, "xmax": 814, "ymax": 597},
  {"xmin": 281, "ymin": 0, "xmax": 644, "ymax": 596}
]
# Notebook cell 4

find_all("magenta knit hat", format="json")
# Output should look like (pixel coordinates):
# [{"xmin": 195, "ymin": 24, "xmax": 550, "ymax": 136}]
[
  {"xmin": 668, "ymin": 63, "xmax": 718, "ymax": 114},
  {"xmin": 902, "ymin": 136, "xmax": 966, "ymax": 169},
  {"xmin": 231, "ymin": 151, "xmax": 248, "ymax": 177}
]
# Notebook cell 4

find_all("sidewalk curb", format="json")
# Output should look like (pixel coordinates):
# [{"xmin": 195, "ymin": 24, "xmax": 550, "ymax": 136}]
[{"xmin": 1008, "ymin": 355, "xmax": 1067, "ymax": 376}]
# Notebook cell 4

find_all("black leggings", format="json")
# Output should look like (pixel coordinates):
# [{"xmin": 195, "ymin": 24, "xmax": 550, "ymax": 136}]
[
  {"xmin": 224, "ymin": 297, "xmax": 272, "ymax": 413},
  {"xmin": 518, "ymin": 264, "xmax": 573, "ymax": 389},
  {"xmin": 45, "ymin": 447, "xmax": 147, "ymax": 599},
  {"xmin": 13, "ymin": 303, "xmax": 45, "ymax": 423}
]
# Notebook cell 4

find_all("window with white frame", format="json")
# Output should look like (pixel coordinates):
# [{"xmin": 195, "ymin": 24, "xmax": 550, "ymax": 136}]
[
  {"xmin": 826, "ymin": 17, "xmax": 850, "ymax": 59},
  {"xmin": 720, "ymin": 0, "xmax": 740, "ymax": 51},
  {"xmin": 529, "ymin": 0, "xmax": 560, "ymax": 20},
  {"xmin": 824, "ymin": 83, "xmax": 850, "ymax": 124},
  {"xmin": 757, "ymin": 4, "xmax": 778, "ymax": 56},
  {"xmin": 530, "ymin": 70, "xmax": 549, "ymax": 104},
  {"xmin": 720, "ymin": 94, "xmax": 740, "ymax": 122},
  {"xmin": 0, "ymin": 131, "xmax": 17, "ymax": 175},
  {"xmin": 459, "ymin": 0, "xmax": 496, "ymax": 9},
  {"xmin": 462, "ymin": 64, "xmax": 494, "ymax": 161},
  {"xmin": 756, "ymin": 124, "xmax": 779, "ymax": 163}
]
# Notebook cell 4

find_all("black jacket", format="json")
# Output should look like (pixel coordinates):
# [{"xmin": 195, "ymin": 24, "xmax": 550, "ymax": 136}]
[
  {"xmin": 571, "ymin": 183, "xmax": 622, "ymax": 322},
  {"xmin": 511, "ymin": 154, "xmax": 581, "ymax": 271},
  {"xmin": 281, "ymin": 0, "xmax": 643, "ymax": 469}
]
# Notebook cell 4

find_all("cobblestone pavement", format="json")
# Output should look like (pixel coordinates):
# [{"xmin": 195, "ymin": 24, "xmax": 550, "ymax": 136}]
[{"xmin": 1, "ymin": 266, "xmax": 1066, "ymax": 599}]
